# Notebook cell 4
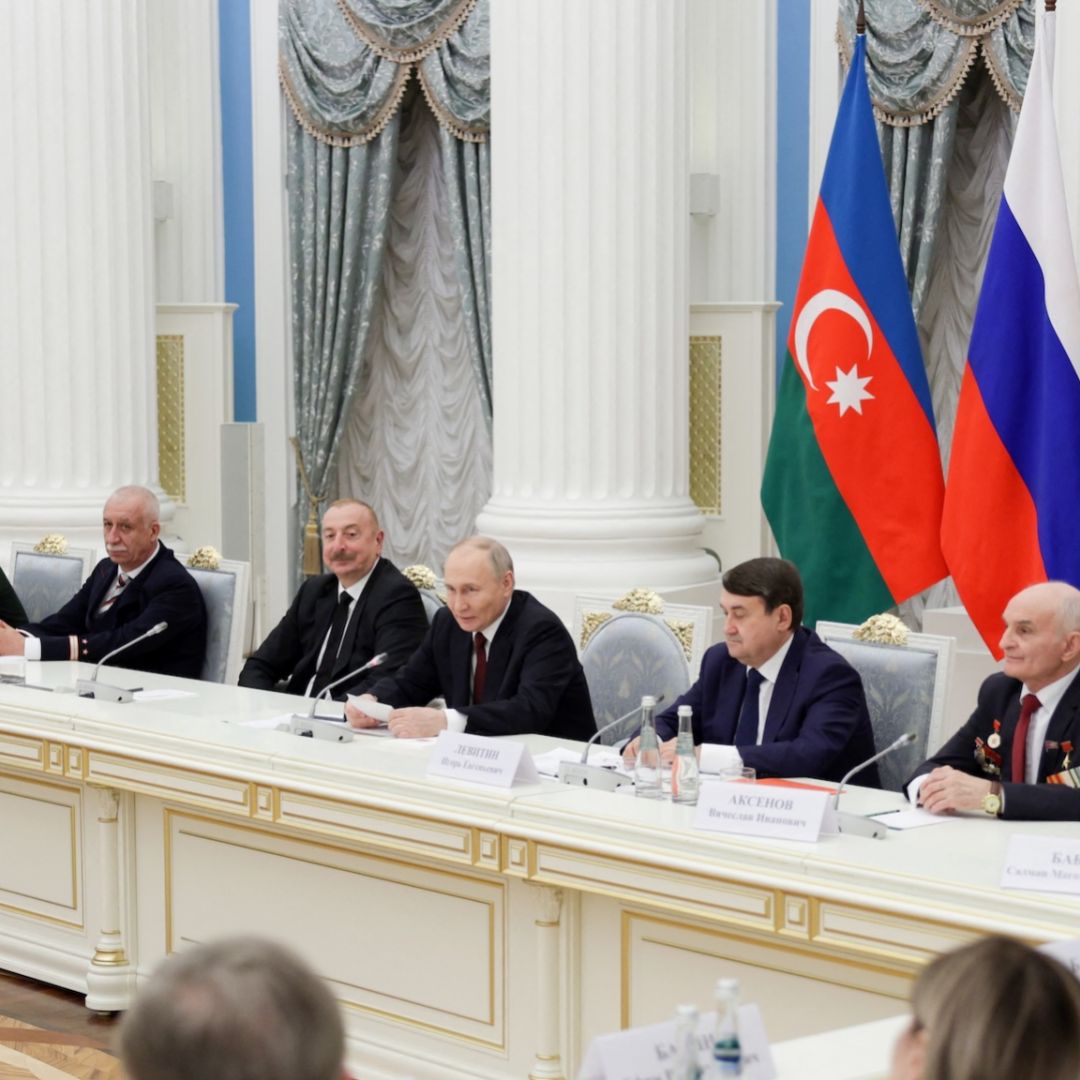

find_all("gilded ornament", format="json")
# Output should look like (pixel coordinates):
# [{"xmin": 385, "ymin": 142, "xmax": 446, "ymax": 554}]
[
  {"xmin": 186, "ymin": 546, "xmax": 222, "ymax": 571},
  {"xmin": 34, "ymin": 534, "xmax": 69, "ymax": 555},
  {"xmin": 664, "ymin": 618, "xmax": 694, "ymax": 662},
  {"xmin": 852, "ymin": 612, "xmax": 910, "ymax": 646},
  {"xmin": 403, "ymin": 564, "xmax": 439, "ymax": 591},
  {"xmin": 579, "ymin": 611, "xmax": 612, "ymax": 649},
  {"xmin": 612, "ymin": 588, "xmax": 664, "ymax": 615}
]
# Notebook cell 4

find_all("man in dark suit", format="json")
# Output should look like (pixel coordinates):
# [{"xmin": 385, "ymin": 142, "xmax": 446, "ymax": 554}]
[
  {"xmin": 910, "ymin": 581, "xmax": 1080, "ymax": 820},
  {"xmin": 346, "ymin": 536, "xmax": 594, "ymax": 740},
  {"xmin": 239, "ymin": 499, "xmax": 427, "ymax": 700},
  {"xmin": 0, "ymin": 486, "xmax": 206, "ymax": 678},
  {"xmin": 624, "ymin": 557, "xmax": 878, "ymax": 784},
  {"xmin": 0, "ymin": 565, "xmax": 26, "ymax": 626}
]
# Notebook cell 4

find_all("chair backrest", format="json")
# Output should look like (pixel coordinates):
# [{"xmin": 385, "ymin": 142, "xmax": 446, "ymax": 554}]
[
  {"xmin": 187, "ymin": 559, "xmax": 251, "ymax": 684},
  {"xmin": 816, "ymin": 621, "xmax": 955, "ymax": 793},
  {"xmin": 580, "ymin": 612, "xmax": 692, "ymax": 744},
  {"xmin": 573, "ymin": 592, "xmax": 714, "ymax": 679},
  {"xmin": 10, "ymin": 542, "xmax": 96, "ymax": 624},
  {"xmin": 418, "ymin": 588, "xmax": 443, "ymax": 625}
]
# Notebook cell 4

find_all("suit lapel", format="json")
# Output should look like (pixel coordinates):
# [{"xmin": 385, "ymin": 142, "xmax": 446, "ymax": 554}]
[
  {"xmin": 1037, "ymin": 674, "xmax": 1080, "ymax": 781},
  {"xmin": 760, "ymin": 630, "xmax": 806, "ymax": 743},
  {"xmin": 450, "ymin": 623, "xmax": 474, "ymax": 705},
  {"xmin": 482, "ymin": 594, "xmax": 520, "ymax": 701},
  {"xmin": 333, "ymin": 563, "xmax": 379, "ymax": 677}
]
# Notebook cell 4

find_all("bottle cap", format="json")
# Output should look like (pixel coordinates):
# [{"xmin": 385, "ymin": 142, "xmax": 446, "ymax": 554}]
[
  {"xmin": 676, "ymin": 1003, "xmax": 699, "ymax": 1018},
  {"xmin": 714, "ymin": 977, "xmax": 740, "ymax": 997},
  {"xmin": 640, "ymin": 694, "xmax": 657, "ymax": 707},
  {"xmin": 678, "ymin": 704, "xmax": 692, "ymax": 716}
]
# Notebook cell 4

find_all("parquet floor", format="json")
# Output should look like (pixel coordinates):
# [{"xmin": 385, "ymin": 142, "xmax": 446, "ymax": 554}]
[{"xmin": 0, "ymin": 970, "xmax": 120, "ymax": 1080}]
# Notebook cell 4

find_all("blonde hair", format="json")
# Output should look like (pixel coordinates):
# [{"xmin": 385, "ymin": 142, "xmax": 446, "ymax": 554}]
[{"xmin": 911, "ymin": 937, "xmax": 1080, "ymax": 1080}]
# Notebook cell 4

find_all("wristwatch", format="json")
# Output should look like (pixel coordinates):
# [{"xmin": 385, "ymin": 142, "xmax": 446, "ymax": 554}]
[{"xmin": 982, "ymin": 781, "xmax": 1003, "ymax": 817}]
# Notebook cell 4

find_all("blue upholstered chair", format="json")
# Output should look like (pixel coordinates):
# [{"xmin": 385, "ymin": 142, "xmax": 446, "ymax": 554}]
[
  {"xmin": 186, "ymin": 558, "xmax": 250, "ymax": 684},
  {"xmin": 418, "ymin": 589, "xmax": 444, "ymax": 625},
  {"xmin": 816, "ymin": 621, "xmax": 955, "ymax": 792},
  {"xmin": 10, "ymin": 542, "xmax": 96, "ymax": 624},
  {"xmin": 580, "ymin": 612, "xmax": 692, "ymax": 744}
]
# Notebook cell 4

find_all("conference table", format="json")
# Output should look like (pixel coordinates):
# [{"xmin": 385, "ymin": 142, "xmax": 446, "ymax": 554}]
[{"xmin": 1, "ymin": 663, "xmax": 1078, "ymax": 1080}]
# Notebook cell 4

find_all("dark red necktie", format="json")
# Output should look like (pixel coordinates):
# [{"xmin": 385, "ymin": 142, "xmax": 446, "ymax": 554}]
[
  {"xmin": 473, "ymin": 632, "xmax": 487, "ymax": 704},
  {"xmin": 1012, "ymin": 693, "xmax": 1041, "ymax": 783}
]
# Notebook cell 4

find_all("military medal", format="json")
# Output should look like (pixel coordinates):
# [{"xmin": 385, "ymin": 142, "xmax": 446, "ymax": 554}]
[
  {"xmin": 987, "ymin": 719, "xmax": 1002, "ymax": 750},
  {"xmin": 1063, "ymin": 741, "xmax": 1073, "ymax": 771}
]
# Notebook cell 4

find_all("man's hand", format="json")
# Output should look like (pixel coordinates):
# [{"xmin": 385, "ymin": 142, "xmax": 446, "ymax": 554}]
[
  {"xmin": 918, "ymin": 766, "xmax": 993, "ymax": 814},
  {"xmin": 388, "ymin": 707, "xmax": 448, "ymax": 739},
  {"xmin": 345, "ymin": 694, "xmax": 381, "ymax": 729},
  {"xmin": 0, "ymin": 624, "xmax": 26, "ymax": 657}
]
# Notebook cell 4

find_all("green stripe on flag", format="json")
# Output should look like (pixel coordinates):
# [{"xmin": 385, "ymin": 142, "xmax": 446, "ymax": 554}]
[{"xmin": 761, "ymin": 360, "xmax": 893, "ymax": 625}]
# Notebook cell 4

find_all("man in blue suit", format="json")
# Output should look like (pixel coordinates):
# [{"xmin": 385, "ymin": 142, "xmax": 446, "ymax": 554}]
[{"xmin": 625, "ymin": 557, "xmax": 879, "ymax": 785}]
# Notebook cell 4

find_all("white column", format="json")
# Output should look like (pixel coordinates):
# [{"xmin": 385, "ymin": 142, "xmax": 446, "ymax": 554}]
[
  {"xmin": 0, "ymin": 1, "xmax": 166, "ymax": 548},
  {"xmin": 481, "ymin": 0, "xmax": 719, "ymax": 620},
  {"xmin": 529, "ymin": 885, "xmax": 566, "ymax": 1080}
]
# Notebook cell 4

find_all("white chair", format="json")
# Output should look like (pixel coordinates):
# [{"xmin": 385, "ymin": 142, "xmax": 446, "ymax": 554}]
[
  {"xmin": 580, "ymin": 612, "xmax": 692, "ymax": 745},
  {"xmin": 10, "ymin": 541, "xmax": 96, "ymax": 623},
  {"xmin": 186, "ymin": 558, "xmax": 251, "ymax": 684},
  {"xmin": 816, "ymin": 620, "xmax": 955, "ymax": 793},
  {"xmin": 573, "ymin": 590, "xmax": 714, "ymax": 679}
]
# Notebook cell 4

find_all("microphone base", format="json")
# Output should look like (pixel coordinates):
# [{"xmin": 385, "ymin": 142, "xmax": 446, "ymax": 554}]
[
  {"xmin": 76, "ymin": 680, "xmax": 135, "ymax": 704},
  {"xmin": 558, "ymin": 762, "xmax": 634, "ymax": 791},
  {"xmin": 835, "ymin": 810, "xmax": 887, "ymax": 840},
  {"xmin": 287, "ymin": 716, "xmax": 354, "ymax": 743}
]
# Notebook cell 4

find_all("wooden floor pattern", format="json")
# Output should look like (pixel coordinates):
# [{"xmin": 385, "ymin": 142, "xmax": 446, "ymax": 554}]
[{"xmin": 0, "ymin": 970, "xmax": 120, "ymax": 1080}]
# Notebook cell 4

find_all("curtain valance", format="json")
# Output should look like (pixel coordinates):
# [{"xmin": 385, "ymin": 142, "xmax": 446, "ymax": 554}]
[
  {"xmin": 280, "ymin": 0, "xmax": 489, "ymax": 146},
  {"xmin": 837, "ymin": 0, "xmax": 1034, "ymax": 127}
]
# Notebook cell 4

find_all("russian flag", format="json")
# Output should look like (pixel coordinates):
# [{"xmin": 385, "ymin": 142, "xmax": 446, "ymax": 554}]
[{"xmin": 942, "ymin": 10, "xmax": 1080, "ymax": 657}]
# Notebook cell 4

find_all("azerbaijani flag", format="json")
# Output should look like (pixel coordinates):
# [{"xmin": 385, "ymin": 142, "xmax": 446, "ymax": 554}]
[
  {"xmin": 941, "ymin": 10, "xmax": 1080, "ymax": 657},
  {"xmin": 761, "ymin": 33, "xmax": 947, "ymax": 626}
]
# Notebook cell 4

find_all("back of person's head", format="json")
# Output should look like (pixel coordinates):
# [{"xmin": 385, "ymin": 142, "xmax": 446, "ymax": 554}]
[
  {"xmin": 721, "ymin": 557, "xmax": 804, "ymax": 629},
  {"xmin": 899, "ymin": 936, "xmax": 1080, "ymax": 1080},
  {"xmin": 119, "ymin": 936, "xmax": 345, "ymax": 1080}
]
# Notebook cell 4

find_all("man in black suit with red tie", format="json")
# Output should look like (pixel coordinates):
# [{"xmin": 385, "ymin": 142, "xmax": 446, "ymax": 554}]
[
  {"xmin": 346, "ymin": 535, "xmax": 594, "ymax": 740},
  {"xmin": 910, "ymin": 581, "xmax": 1080, "ymax": 820},
  {"xmin": 0, "ymin": 485, "xmax": 206, "ymax": 677},
  {"xmin": 239, "ymin": 499, "xmax": 428, "ymax": 700}
]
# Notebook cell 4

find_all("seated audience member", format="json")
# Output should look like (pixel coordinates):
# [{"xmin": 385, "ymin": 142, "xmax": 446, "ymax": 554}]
[
  {"xmin": 239, "ymin": 499, "xmax": 427, "ymax": 700},
  {"xmin": 909, "ymin": 580, "xmax": 1080, "ymax": 820},
  {"xmin": 0, "ymin": 486, "xmax": 206, "ymax": 678},
  {"xmin": 890, "ymin": 936, "xmax": 1080, "ymax": 1080},
  {"xmin": 624, "ymin": 557, "xmax": 879, "ymax": 784},
  {"xmin": 0, "ymin": 565, "xmax": 26, "ymax": 626},
  {"xmin": 119, "ymin": 936, "xmax": 351, "ymax": 1080},
  {"xmin": 346, "ymin": 535, "xmax": 595, "ymax": 740}
]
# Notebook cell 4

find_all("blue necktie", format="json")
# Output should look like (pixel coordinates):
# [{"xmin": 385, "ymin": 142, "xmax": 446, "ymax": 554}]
[{"xmin": 735, "ymin": 668, "xmax": 765, "ymax": 747}]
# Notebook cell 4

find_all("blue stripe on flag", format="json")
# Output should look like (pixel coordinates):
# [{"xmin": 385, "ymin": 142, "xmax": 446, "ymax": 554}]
[
  {"xmin": 969, "ymin": 197, "xmax": 1080, "ymax": 582},
  {"xmin": 818, "ymin": 38, "xmax": 935, "ymax": 430}
]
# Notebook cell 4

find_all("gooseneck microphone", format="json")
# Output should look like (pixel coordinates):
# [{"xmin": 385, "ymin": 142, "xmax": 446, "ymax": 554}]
[
  {"xmin": 297, "ymin": 653, "xmax": 389, "ymax": 720},
  {"xmin": 832, "ymin": 732, "xmax": 917, "ymax": 839},
  {"xmin": 76, "ymin": 622, "xmax": 169, "ymax": 703},
  {"xmin": 558, "ymin": 694, "xmax": 667, "ymax": 790}
]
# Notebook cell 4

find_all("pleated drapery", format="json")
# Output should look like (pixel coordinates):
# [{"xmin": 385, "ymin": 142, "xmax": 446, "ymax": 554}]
[{"xmin": 281, "ymin": 0, "xmax": 490, "ymax": 578}]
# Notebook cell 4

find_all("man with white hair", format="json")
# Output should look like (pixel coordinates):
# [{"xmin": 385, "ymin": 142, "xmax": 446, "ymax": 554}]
[
  {"xmin": 910, "ymin": 581, "xmax": 1080, "ymax": 820},
  {"xmin": 0, "ymin": 485, "xmax": 206, "ymax": 677},
  {"xmin": 119, "ymin": 936, "xmax": 351, "ymax": 1080}
]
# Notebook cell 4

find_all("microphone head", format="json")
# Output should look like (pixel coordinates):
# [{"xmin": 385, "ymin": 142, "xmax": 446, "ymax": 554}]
[
  {"xmin": 149, "ymin": 621, "xmax": 168, "ymax": 636},
  {"xmin": 369, "ymin": 652, "xmax": 387, "ymax": 668},
  {"xmin": 895, "ymin": 731, "xmax": 917, "ymax": 748}
]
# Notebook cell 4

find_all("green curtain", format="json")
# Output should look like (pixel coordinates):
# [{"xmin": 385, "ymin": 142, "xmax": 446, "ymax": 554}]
[{"xmin": 280, "ymin": 0, "xmax": 490, "ymax": 578}]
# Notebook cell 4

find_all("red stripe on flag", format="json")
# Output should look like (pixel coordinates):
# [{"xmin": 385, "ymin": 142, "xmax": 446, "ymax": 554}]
[
  {"xmin": 942, "ymin": 366, "xmax": 1047, "ymax": 658},
  {"xmin": 788, "ymin": 203, "xmax": 946, "ymax": 600}
]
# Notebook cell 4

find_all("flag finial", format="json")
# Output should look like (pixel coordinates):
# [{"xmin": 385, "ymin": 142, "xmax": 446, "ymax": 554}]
[{"xmin": 857, "ymin": 0, "xmax": 866, "ymax": 35}]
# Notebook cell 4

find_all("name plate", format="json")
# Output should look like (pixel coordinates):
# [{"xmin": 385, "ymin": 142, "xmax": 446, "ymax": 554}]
[
  {"xmin": 427, "ymin": 731, "xmax": 539, "ymax": 789},
  {"xmin": 1002, "ymin": 835, "xmax": 1080, "ymax": 895},
  {"xmin": 577, "ymin": 1005, "xmax": 775, "ymax": 1080},
  {"xmin": 693, "ymin": 782, "xmax": 828, "ymax": 843}
]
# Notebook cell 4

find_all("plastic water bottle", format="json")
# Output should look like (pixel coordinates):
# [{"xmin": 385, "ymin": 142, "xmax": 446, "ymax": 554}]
[
  {"xmin": 634, "ymin": 694, "xmax": 662, "ymax": 798},
  {"xmin": 672, "ymin": 1003, "xmax": 702, "ymax": 1080},
  {"xmin": 671, "ymin": 704, "xmax": 700, "ymax": 804},
  {"xmin": 706, "ymin": 978, "xmax": 741, "ymax": 1076}
]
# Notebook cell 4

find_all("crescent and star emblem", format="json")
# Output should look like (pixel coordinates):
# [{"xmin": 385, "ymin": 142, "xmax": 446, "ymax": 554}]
[{"xmin": 792, "ymin": 288, "xmax": 876, "ymax": 416}]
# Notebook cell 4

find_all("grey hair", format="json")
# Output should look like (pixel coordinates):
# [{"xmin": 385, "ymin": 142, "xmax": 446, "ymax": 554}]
[
  {"xmin": 1056, "ymin": 584, "xmax": 1080, "ymax": 636},
  {"xmin": 447, "ymin": 535, "xmax": 514, "ymax": 577},
  {"xmin": 118, "ymin": 937, "xmax": 344, "ymax": 1080},
  {"xmin": 108, "ymin": 485, "xmax": 160, "ymax": 525}
]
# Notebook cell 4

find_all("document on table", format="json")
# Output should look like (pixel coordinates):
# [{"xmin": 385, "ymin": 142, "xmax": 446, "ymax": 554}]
[{"xmin": 869, "ymin": 807, "xmax": 949, "ymax": 830}]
